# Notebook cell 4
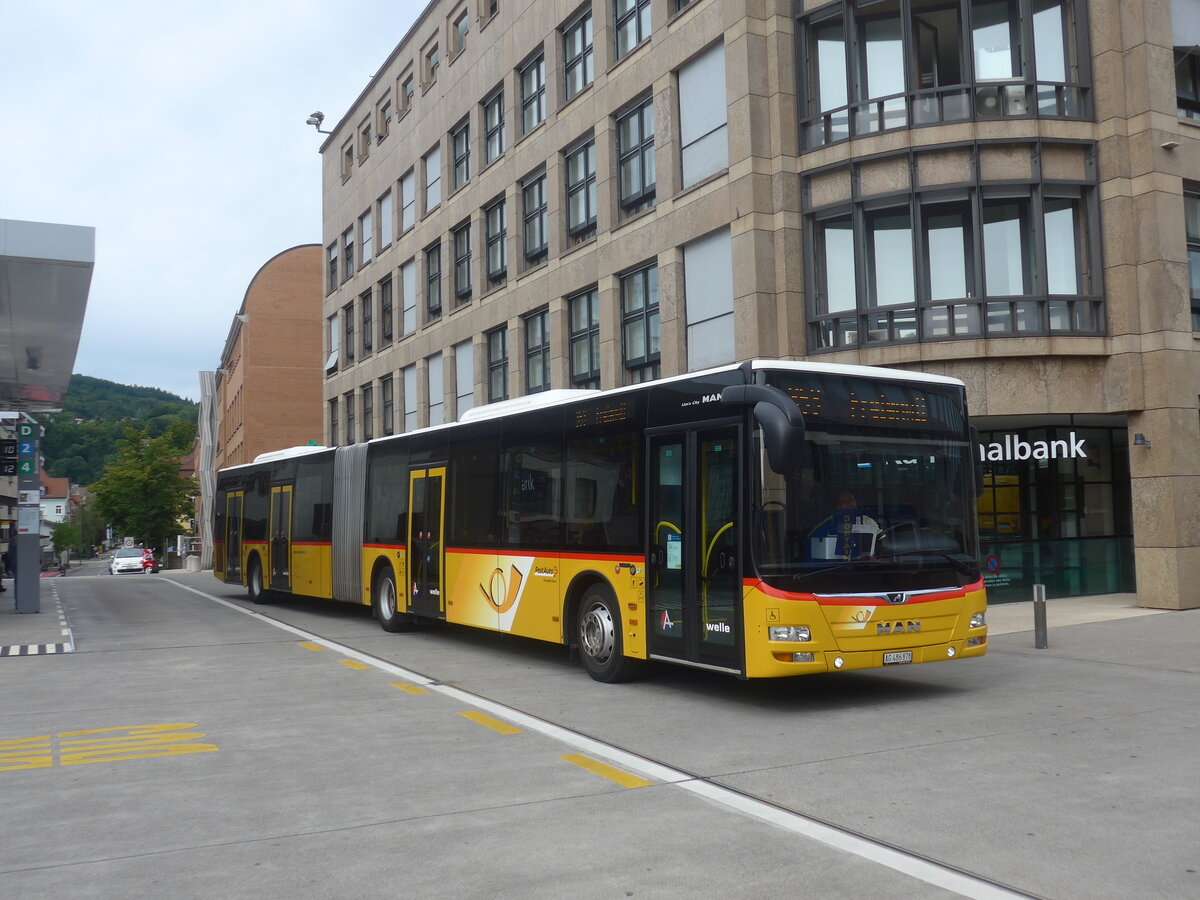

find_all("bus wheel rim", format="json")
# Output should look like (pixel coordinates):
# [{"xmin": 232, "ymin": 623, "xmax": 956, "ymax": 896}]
[
  {"xmin": 582, "ymin": 602, "xmax": 615, "ymax": 664},
  {"xmin": 380, "ymin": 577, "xmax": 395, "ymax": 618}
]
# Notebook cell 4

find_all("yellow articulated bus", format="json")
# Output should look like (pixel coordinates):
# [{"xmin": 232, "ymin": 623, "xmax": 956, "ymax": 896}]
[{"xmin": 214, "ymin": 360, "xmax": 987, "ymax": 682}]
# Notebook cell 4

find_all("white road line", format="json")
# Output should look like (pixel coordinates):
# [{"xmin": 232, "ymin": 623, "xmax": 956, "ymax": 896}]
[{"xmin": 166, "ymin": 579, "xmax": 1027, "ymax": 900}]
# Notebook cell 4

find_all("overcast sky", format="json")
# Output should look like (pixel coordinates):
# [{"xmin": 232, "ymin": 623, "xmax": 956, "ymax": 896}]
[{"xmin": 2, "ymin": 1, "xmax": 421, "ymax": 402}]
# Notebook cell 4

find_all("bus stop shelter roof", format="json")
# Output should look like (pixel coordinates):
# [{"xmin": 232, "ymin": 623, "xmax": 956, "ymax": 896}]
[{"xmin": 0, "ymin": 218, "xmax": 94, "ymax": 411}]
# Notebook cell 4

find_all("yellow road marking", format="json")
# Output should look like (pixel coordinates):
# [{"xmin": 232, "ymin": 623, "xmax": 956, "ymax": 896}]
[
  {"xmin": 560, "ymin": 753, "xmax": 653, "ymax": 789},
  {"xmin": 390, "ymin": 681, "xmax": 428, "ymax": 694},
  {"xmin": 458, "ymin": 710, "xmax": 522, "ymax": 735},
  {"xmin": 298, "ymin": 642, "xmax": 325, "ymax": 652},
  {"xmin": 339, "ymin": 659, "xmax": 370, "ymax": 670},
  {"xmin": 2, "ymin": 724, "xmax": 218, "ymax": 771}
]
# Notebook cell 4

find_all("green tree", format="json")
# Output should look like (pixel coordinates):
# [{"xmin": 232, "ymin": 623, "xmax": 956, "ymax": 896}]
[
  {"xmin": 91, "ymin": 427, "xmax": 197, "ymax": 550},
  {"xmin": 51, "ymin": 520, "xmax": 79, "ymax": 557}
]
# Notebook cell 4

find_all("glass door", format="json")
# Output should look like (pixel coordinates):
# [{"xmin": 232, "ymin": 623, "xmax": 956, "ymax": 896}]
[
  {"xmin": 647, "ymin": 427, "xmax": 741, "ymax": 671},
  {"xmin": 407, "ymin": 467, "xmax": 446, "ymax": 617},
  {"xmin": 224, "ymin": 492, "xmax": 243, "ymax": 582},
  {"xmin": 269, "ymin": 485, "xmax": 293, "ymax": 591}
]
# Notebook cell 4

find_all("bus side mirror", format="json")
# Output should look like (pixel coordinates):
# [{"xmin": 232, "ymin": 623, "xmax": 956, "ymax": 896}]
[
  {"xmin": 721, "ymin": 383, "xmax": 806, "ymax": 475},
  {"xmin": 969, "ymin": 426, "xmax": 984, "ymax": 498}
]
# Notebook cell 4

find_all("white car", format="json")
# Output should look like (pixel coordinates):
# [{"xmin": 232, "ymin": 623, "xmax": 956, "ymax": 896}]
[{"xmin": 111, "ymin": 547, "xmax": 146, "ymax": 575}]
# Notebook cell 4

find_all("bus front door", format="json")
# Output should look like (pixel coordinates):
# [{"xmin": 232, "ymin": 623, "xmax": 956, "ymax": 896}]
[
  {"xmin": 225, "ymin": 492, "xmax": 244, "ymax": 583},
  {"xmin": 269, "ymin": 485, "xmax": 292, "ymax": 591},
  {"xmin": 407, "ymin": 467, "xmax": 446, "ymax": 618},
  {"xmin": 647, "ymin": 427, "xmax": 741, "ymax": 672}
]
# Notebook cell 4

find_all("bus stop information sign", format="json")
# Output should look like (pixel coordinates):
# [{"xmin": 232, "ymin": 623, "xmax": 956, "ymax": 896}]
[{"xmin": 14, "ymin": 420, "xmax": 42, "ymax": 613}]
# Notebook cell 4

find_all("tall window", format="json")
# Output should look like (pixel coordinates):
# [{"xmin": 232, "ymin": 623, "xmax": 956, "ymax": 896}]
[
  {"xmin": 381, "ymin": 374, "xmax": 395, "ymax": 436},
  {"xmin": 452, "ymin": 121, "xmax": 470, "ymax": 189},
  {"xmin": 1186, "ymin": 188, "xmax": 1200, "ymax": 331},
  {"xmin": 344, "ymin": 390, "xmax": 356, "ymax": 444},
  {"xmin": 342, "ymin": 228, "xmax": 354, "ymax": 279},
  {"xmin": 568, "ymin": 288, "xmax": 600, "ymax": 388},
  {"xmin": 326, "ymin": 242, "xmax": 338, "ymax": 293},
  {"xmin": 400, "ymin": 171, "xmax": 416, "ymax": 230},
  {"xmin": 328, "ymin": 397, "xmax": 339, "ymax": 445},
  {"xmin": 565, "ymin": 139, "xmax": 597, "ymax": 241},
  {"xmin": 379, "ymin": 190, "xmax": 394, "ymax": 247},
  {"xmin": 483, "ymin": 89, "xmax": 505, "ymax": 164},
  {"xmin": 428, "ymin": 354, "xmax": 444, "ymax": 426},
  {"xmin": 621, "ymin": 264, "xmax": 660, "ymax": 383},
  {"xmin": 326, "ymin": 313, "xmax": 340, "ymax": 372},
  {"xmin": 424, "ymin": 144, "xmax": 442, "ymax": 212},
  {"xmin": 485, "ymin": 197, "xmax": 507, "ymax": 287},
  {"xmin": 453, "ymin": 11, "xmax": 469, "ymax": 55},
  {"xmin": 361, "ymin": 385, "xmax": 374, "ymax": 442},
  {"xmin": 401, "ymin": 75, "xmax": 415, "ymax": 115},
  {"xmin": 615, "ymin": 0, "xmax": 652, "ymax": 60},
  {"xmin": 678, "ymin": 44, "xmax": 728, "ymax": 188},
  {"xmin": 1179, "ymin": 50, "xmax": 1200, "ymax": 120},
  {"xmin": 563, "ymin": 10, "xmax": 594, "ymax": 102},
  {"xmin": 454, "ymin": 338, "xmax": 475, "ymax": 416},
  {"xmin": 453, "ymin": 222, "xmax": 472, "ymax": 303},
  {"xmin": 683, "ymin": 228, "xmax": 735, "ymax": 370},
  {"xmin": 487, "ymin": 326, "xmax": 509, "ymax": 402},
  {"xmin": 360, "ymin": 208, "xmax": 374, "ymax": 263},
  {"xmin": 401, "ymin": 259, "xmax": 417, "ymax": 335},
  {"xmin": 523, "ymin": 173, "xmax": 548, "ymax": 267},
  {"xmin": 521, "ymin": 53, "xmax": 546, "ymax": 134},
  {"xmin": 379, "ymin": 276, "xmax": 394, "ymax": 344},
  {"xmin": 403, "ymin": 365, "xmax": 417, "ymax": 431},
  {"xmin": 426, "ymin": 243, "xmax": 442, "ymax": 318},
  {"xmin": 360, "ymin": 289, "xmax": 374, "ymax": 355},
  {"xmin": 524, "ymin": 309, "xmax": 550, "ymax": 393},
  {"xmin": 343, "ymin": 302, "xmax": 356, "ymax": 364},
  {"xmin": 617, "ymin": 99, "xmax": 655, "ymax": 215},
  {"xmin": 426, "ymin": 44, "xmax": 440, "ymax": 85}
]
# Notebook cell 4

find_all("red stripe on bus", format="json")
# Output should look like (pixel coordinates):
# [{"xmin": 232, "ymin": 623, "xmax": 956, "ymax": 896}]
[
  {"xmin": 447, "ymin": 546, "xmax": 641, "ymax": 563},
  {"xmin": 364, "ymin": 543, "xmax": 405, "ymax": 551}
]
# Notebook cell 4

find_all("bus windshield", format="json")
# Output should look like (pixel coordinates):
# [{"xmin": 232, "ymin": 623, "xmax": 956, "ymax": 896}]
[{"xmin": 753, "ymin": 373, "xmax": 980, "ymax": 594}]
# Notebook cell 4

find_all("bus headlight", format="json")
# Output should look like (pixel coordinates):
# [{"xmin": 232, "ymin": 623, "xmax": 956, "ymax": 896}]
[
  {"xmin": 970, "ymin": 612, "xmax": 986, "ymax": 628},
  {"xmin": 768, "ymin": 626, "xmax": 811, "ymax": 642}
]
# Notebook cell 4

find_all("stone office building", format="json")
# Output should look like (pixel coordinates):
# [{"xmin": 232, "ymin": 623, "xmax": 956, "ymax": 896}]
[{"xmin": 317, "ymin": 0, "xmax": 1200, "ymax": 608}]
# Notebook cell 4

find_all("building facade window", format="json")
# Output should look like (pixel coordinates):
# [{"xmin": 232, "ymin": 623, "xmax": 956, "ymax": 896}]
[
  {"xmin": 524, "ymin": 308, "xmax": 550, "ymax": 393},
  {"xmin": 328, "ymin": 397, "xmax": 339, "ymax": 445},
  {"xmin": 452, "ymin": 120, "xmax": 470, "ymax": 189},
  {"xmin": 1179, "ymin": 50, "xmax": 1200, "ymax": 120},
  {"xmin": 454, "ymin": 338, "xmax": 475, "ymax": 416},
  {"xmin": 425, "ymin": 44, "xmax": 440, "ymax": 86},
  {"xmin": 428, "ymin": 354, "xmax": 444, "ymax": 426},
  {"xmin": 343, "ymin": 302, "xmax": 356, "ymax": 364},
  {"xmin": 403, "ymin": 365, "xmax": 418, "ymax": 431},
  {"xmin": 424, "ymin": 145, "xmax": 442, "ymax": 212},
  {"xmin": 453, "ymin": 221, "xmax": 472, "ymax": 303},
  {"xmin": 379, "ymin": 190, "xmax": 394, "ymax": 248},
  {"xmin": 617, "ymin": 99, "xmax": 655, "ymax": 216},
  {"xmin": 1186, "ymin": 187, "xmax": 1200, "ymax": 331},
  {"xmin": 401, "ymin": 75, "xmax": 415, "ymax": 115},
  {"xmin": 485, "ymin": 197, "xmax": 508, "ymax": 287},
  {"xmin": 326, "ymin": 242, "xmax": 338, "ymax": 294},
  {"xmin": 614, "ymin": 0, "xmax": 652, "ymax": 60},
  {"xmin": 523, "ymin": 173, "xmax": 548, "ymax": 267},
  {"xmin": 400, "ymin": 170, "xmax": 416, "ymax": 231},
  {"xmin": 381, "ymin": 374, "xmax": 395, "ymax": 436},
  {"xmin": 678, "ymin": 43, "xmax": 728, "ymax": 188},
  {"xmin": 483, "ymin": 89, "xmax": 505, "ymax": 164},
  {"xmin": 805, "ymin": 145, "xmax": 1103, "ymax": 350},
  {"xmin": 453, "ymin": 10, "xmax": 469, "ymax": 55},
  {"xmin": 379, "ymin": 276, "xmax": 394, "ymax": 344},
  {"xmin": 344, "ymin": 391, "xmax": 356, "ymax": 444},
  {"xmin": 621, "ymin": 264, "xmax": 660, "ymax": 383},
  {"xmin": 361, "ymin": 385, "xmax": 374, "ymax": 442},
  {"xmin": 360, "ymin": 289, "xmax": 373, "ymax": 355},
  {"xmin": 683, "ymin": 228, "xmax": 735, "ymax": 370},
  {"xmin": 565, "ymin": 138, "xmax": 597, "ymax": 241},
  {"xmin": 568, "ymin": 287, "xmax": 600, "ymax": 388},
  {"xmin": 521, "ymin": 53, "xmax": 546, "ymax": 134},
  {"xmin": 401, "ymin": 259, "xmax": 417, "ymax": 335},
  {"xmin": 563, "ymin": 10, "xmax": 594, "ymax": 102},
  {"xmin": 799, "ymin": 0, "xmax": 1091, "ymax": 149},
  {"xmin": 377, "ymin": 98, "xmax": 392, "ymax": 140},
  {"xmin": 426, "ymin": 243, "xmax": 442, "ymax": 319},
  {"xmin": 325, "ymin": 312, "xmax": 340, "ymax": 372},
  {"xmin": 342, "ymin": 228, "xmax": 354, "ymax": 280},
  {"xmin": 487, "ymin": 326, "xmax": 509, "ymax": 402}
]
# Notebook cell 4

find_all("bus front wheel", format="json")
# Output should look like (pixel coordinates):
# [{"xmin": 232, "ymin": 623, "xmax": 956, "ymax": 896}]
[
  {"xmin": 577, "ymin": 586, "xmax": 638, "ymax": 683},
  {"xmin": 375, "ymin": 567, "xmax": 416, "ymax": 633}
]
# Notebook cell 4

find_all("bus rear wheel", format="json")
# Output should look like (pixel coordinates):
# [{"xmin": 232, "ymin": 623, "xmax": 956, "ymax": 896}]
[
  {"xmin": 577, "ymin": 586, "xmax": 638, "ymax": 683},
  {"xmin": 375, "ymin": 567, "xmax": 415, "ymax": 633},
  {"xmin": 247, "ymin": 558, "xmax": 270, "ymax": 605}
]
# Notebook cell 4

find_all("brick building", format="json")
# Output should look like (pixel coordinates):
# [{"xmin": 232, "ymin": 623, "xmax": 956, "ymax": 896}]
[{"xmin": 315, "ymin": 0, "xmax": 1199, "ymax": 608}]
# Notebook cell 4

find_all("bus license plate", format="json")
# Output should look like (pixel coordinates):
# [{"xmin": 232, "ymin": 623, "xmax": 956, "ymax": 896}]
[{"xmin": 883, "ymin": 651, "xmax": 913, "ymax": 665}]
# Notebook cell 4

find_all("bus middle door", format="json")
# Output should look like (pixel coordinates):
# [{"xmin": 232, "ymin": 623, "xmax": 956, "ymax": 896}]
[
  {"xmin": 647, "ymin": 426, "xmax": 741, "ymax": 673},
  {"xmin": 407, "ymin": 466, "xmax": 446, "ymax": 618},
  {"xmin": 225, "ymin": 491, "xmax": 244, "ymax": 584},
  {"xmin": 269, "ymin": 485, "xmax": 293, "ymax": 592}
]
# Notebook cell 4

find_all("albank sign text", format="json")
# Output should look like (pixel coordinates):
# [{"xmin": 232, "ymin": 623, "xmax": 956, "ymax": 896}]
[{"xmin": 978, "ymin": 432, "xmax": 1088, "ymax": 462}]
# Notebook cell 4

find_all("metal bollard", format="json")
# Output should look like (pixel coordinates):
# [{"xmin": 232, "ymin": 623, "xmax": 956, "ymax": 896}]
[{"xmin": 1033, "ymin": 583, "xmax": 1048, "ymax": 649}]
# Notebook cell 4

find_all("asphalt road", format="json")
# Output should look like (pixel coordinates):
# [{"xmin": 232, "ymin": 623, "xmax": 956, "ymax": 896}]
[{"xmin": 2, "ymin": 571, "xmax": 1197, "ymax": 899}]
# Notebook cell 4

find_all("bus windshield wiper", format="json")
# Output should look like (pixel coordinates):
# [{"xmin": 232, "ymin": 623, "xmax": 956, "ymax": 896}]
[
  {"xmin": 791, "ymin": 561, "xmax": 864, "ymax": 583},
  {"xmin": 880, "ymin": 549, "xmax": 976, "ymax": 577}
]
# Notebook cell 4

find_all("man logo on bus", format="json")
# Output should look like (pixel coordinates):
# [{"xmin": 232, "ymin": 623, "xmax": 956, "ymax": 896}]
[{"xmin": 661, "ymin": 610, "xmax": 674, "ymax": 631}]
